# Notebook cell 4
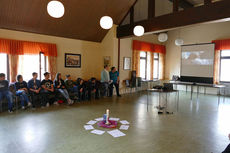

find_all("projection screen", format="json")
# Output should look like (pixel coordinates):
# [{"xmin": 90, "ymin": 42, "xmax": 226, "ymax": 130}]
[{"xmin": 180, "ymin": 43, "xmax": 215, "ymax": 83}]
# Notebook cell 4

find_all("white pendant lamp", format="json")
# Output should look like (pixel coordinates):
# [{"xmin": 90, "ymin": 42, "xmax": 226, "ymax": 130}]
[
  {"xmin": 100, "ymin": 16, "xmax": 113, "ymax": 29},
  {"xmin": 158, "ymin": 33, "xmax": 168, "ymax": 42},
  {"xmin": 175, "ymin": 39, "xmax": 184, "ymax": 46},
  {"xmin": 47, "ymin": 1, "xmax": 65, "ymax": 18},
  {"xmin": 133, "ymin": 25, "xmax": 145, "ymax": 37}
]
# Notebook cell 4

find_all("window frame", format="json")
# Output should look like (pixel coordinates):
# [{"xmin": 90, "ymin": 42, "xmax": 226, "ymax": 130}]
[
  {"xmin": 219, "ymin": 50, "xmax": 230, "ymax": 83},
  {"xmin": 153, "ymin": 53, "xmax": 159, "ymax": 80},
  {"xmin": 0, "ymin": 53, "xmax": 10, "ymax": 81},
  {"xmin": 39, "ymin": 52, "xmax": 47, "ymax": 81},
  {"xmin": 140, "ymin": 52, "xmax": 147, "ymax": 80}
]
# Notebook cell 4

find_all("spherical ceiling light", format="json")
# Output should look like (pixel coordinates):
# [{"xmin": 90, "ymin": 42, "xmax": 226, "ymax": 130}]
[
  {"xmin": 133, "ymin": 25, "xmax": 145, "ymax": 37},
  {"xmin": 100, "ymin": 16, "xmax": 113, "ymax": 29},
  {"xmin": 175, "ymin": 39, "xmax": 184, "ymax": 46},
  {"xmin": 47, "ymin": 1, "xmax": 65, "ymax": 18},
  {"xmin": 158, "ymin": 33, "xmax": 168, "ymax": 42}
]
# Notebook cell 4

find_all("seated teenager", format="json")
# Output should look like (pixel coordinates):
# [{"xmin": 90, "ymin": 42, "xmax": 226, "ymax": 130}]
[
  {"xmin": 65, "ymin": 74, "xmax": 77, "ymax": 93},
  {"xmin": 15, "ymin": 75, "xmax": 31, "ymax": 109},
  {"xmin": 76, "ymin": 78, "xmax": 85, "ymax": 101},
  {"xmin": 41, "ymin": 72, "xmax": 57, "ymax": 107},
  {"xmin": 0, "ymin": 73, "xmax": 13, "ymax": 113},
  {"xmin": 28, "ymin": 72, "xmax": 41, "ymax": 109},
  {"xmin": 86, "ymin": 77, "xmax": 99, "ymax": 100},
  {"xmin": 54, "ymin": 73, "xmax": 73, "ymax": 105}
]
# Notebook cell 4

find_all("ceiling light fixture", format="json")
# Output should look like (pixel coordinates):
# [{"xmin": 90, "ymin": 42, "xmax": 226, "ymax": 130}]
[
  {"xmin": 47, "ymin": 1, "xmax": 65, "ymax": 18},
  {"xmin": 133, "ymin": 25, "xmax": 145, "ymax": 37},
  {"xmin": 100, "ymin": 16, "xmax": 113, "ymax": 29},
  {"xmin": 158, "ymin": 33, "xmax": 168, "ymax": 42},
  {"xmin": 175, "ymin": 39, "xmax": 184, "ymax": 46}
]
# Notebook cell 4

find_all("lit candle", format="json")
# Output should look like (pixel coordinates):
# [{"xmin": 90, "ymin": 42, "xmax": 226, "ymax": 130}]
[{"xmin": 106, "ymin": 109, "xmax": 109, "ymax": 116}]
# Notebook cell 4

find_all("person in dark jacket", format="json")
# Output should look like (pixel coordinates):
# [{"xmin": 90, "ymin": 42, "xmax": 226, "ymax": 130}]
[
  {"xmin": 28, "ymin": 72, "xmax": 41, "ymax": 109},
  {"xmin": 109, "ymin": 67, "xmax": 121, "ymax": 97},
  {"xmin": 223, "ymin": 134, "xmax": 230, "ymax": 153},
  {"xmin": 41, "ymin": 72, "xmax": 57, "ymax": 107},
  {"xmin": 15, "ymin": 75, "xmax": 31, "ymax": 109},
  {"xmin": 86, "ymin": 77, "xmax": 99, "ymax": 100},
  {"xmin": 76, "ymin": 78, "xmax": 86, "ymax": 101},
  {"xmin": 54, "ymin": 73, "xmax": 73, "ymax": 105},
  {"xmin": 0, "ymin": 73, "xmax": 13, "ymax": 113},
  {"xmin": 65, "ymin": 74, "xmax": 77, "ymax": 93}
]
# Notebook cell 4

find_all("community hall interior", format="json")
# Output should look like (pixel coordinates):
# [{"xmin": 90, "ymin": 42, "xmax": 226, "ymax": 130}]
[{"xmin": 1, "ymin": 0, "xmax": 230, "ymax": 153}]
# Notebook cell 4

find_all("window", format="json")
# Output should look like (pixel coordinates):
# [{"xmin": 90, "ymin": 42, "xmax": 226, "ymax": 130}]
[
  {"xmin": 18, "ymin": 53, "xmax": 47, "ymax": 81},
  {"xmin": 0, "ymin": 53, "xmax": 9, "ymax": 80},
  {"xmin": 139, "ymin": 52, "xmax": 159, "ymax": 80},
  {"xmin": 140, "ymin": 52, "xmax": 147, "ymax": 79},
  {"xmin": 220, "ymin": 50, "xmax": 230, "ymax": 82},
  {"xmin": 153, "ymin": 53, "xmax": 159, "ymax": 79}
]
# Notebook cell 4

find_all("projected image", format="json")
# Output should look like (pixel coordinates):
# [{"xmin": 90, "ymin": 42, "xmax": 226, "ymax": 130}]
[{"xmin": 182, "ymin": 51, "xmax": 213, "ymax": 65}]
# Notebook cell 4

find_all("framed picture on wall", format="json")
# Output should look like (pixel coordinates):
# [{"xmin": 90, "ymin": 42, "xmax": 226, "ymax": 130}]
[
  {"xmin": 103, "ymin": 56, "xmax": 111, "ymax": 67},
  {"xmin": 123, "ymin": 57, "xmax": 131, "ymax": 70},
  {"xmin": 65, "ymin": 53, "xmax": 81, "ymax": 68}
]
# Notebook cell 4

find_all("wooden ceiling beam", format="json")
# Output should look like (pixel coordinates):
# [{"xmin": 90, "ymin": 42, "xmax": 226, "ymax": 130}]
[
  {"xmin": 168, "ymin": 0, "xmax": 193, "ymax": 9},
  {"xmin": 204, "ymin": 0, "xmax": 212, "ymax": 5},
  {"xmin": 173, "ymin": 0, "xmax": 179, "ymax": 12},
  {"xmin": 148, "ymin": 0, "xmax": 155, "ymax": 19},
  {"xmin": 117, "ymin": 0, "xmax": 230, "ymax": 38}
]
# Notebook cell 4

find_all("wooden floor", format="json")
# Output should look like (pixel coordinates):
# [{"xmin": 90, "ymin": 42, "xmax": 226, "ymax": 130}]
[{"xmin": 0, "ymin": 91, "xmax": 229, "ymax": 153}]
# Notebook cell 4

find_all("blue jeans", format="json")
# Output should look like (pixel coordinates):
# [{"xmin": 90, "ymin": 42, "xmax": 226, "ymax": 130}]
[
  {"xmin": 58, "ymin": 89, "xmax": 70, "ymax": 100},
  {"xmin": 0, "ymin": 91, "xmax": 13, "ymax": 111},
  {"xmin": 16, "ymin": 90, "xmax": 29, "ymax": 107}
]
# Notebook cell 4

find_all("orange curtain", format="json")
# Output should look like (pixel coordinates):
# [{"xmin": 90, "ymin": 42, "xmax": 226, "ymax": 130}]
[
  {"xmin": 213, "ymin": 51, "xmax": 220, "ymax": 84},
  {"xmin": 0, "ymin": 38, "xmax": 57, "ymax": 56},
  {"xmin": 132, "ymin": 40, "xmax": 166, "ymax": 79},
  {"xmin": 48, "ymin": 56, "xmax": 57, "ymax": 81},
  {"xmin": 212, "ymin": 39, "xmax": 230, "ymax": 51},
  {"xmin": 9, "ymin": 54, "xmax": 19, "ymax": 82},
  {"xmin": 132, "ymin": 50, "xmax": 140, "ymax": 77},
  {"xmin": 133, "ymin": 40, "xmax": 166, "ymax": 54},
  {"xmin": 159, "ymin": 53, "xmax": 165, "ymax": 80},
  {"xmin": 212, "ymin": 39, "xmax": 230, "ymax": 84}
]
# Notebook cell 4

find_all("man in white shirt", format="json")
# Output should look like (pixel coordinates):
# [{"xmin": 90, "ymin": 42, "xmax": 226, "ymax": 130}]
[{"xmin": 101, "ymin": 65, "xmax": 111, "ymax": 96}]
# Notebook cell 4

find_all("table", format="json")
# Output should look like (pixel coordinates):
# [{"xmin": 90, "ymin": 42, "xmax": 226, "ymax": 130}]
[
  {"xmin": 147, "ymin": 89, "xmax": 179, "ymax": 113},
  {"xmin": 170, "ymin": 81, "xmax": 226, "ymax": 103}
]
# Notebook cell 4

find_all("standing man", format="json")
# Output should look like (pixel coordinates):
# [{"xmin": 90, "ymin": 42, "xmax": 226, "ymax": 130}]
[
  {"xmin": 0, "ymin": 73, "xmax": 13, "ymax": 113},
  {"xmin": 101, "ymin": 65, "xmax": 111, "ymax": 97},
  {"xmin": 109, "ymin": 67, "xmax": 121, "ymax": 97},
  {"xmin": 28, "ymin": 72, "xmax": 41, "ymax": 109}
]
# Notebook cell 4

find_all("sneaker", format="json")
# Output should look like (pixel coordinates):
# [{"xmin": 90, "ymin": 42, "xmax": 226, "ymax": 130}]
[
  {"xmin": 53, "ymin": 102, "xmax": 59, "ymax": 106},
  {"xmin": 22, "ymin": 106, "xmax": 25, "ymax": 110},
  {"xmin": 46, "ymin": 103, "xmax": 50, "ymax": 107},
  {"xmin": 8, "ymin": 110, "xmax": 13, "ymax": 113},
  {"xmin": 28, "ymin": 102, "xmax": 32, "ymax": 107},
  {"xmin": 158, "ymin": 110, "xmax": 163, "ymax": 114},
  {"xmin": 67, "ymin": 99, "xmax": 72, "ymax": 105},
  {"xmin": 71, "ymin": 100, "xmax": 74, "ymax": 104}
]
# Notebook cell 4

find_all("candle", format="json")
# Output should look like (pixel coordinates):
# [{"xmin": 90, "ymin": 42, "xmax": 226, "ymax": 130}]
[{"xmin": 106, "ymin": 109, "xmax": 109, "ymax": 116}]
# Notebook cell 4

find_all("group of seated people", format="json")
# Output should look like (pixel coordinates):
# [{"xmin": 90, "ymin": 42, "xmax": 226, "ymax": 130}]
[{"xmin": 0, "ymin": 65, "xmax": 121, "ymax": 113}]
